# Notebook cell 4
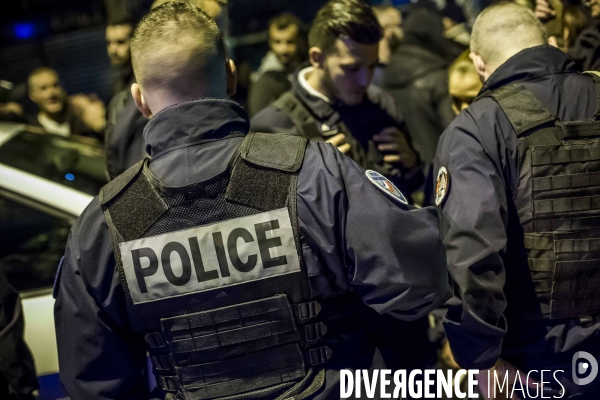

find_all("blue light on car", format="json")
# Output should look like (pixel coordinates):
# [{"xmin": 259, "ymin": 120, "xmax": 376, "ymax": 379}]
[
  {"xmin": 65, "ymin": 173, "xmax": 75, "ymax": 181},
  {"xmin": 14, "ymin": 23, "xmax": 35, "ymax": 40}
]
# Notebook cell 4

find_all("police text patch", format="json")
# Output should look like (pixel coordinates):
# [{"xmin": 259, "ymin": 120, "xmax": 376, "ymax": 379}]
[
  {"xmin": 435, "ymin": 166, "xmax": 450, "ymax": 206},
  {"xmin": 119, "ymin": 208, "xmax": 300, "ymax": 304},
  {"xmin": 366, "ymin": 170, "xmax": 408, "ymax": 205}
]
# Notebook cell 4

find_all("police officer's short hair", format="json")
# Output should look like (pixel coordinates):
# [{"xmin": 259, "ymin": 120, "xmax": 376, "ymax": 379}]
[
  {"xmin": 471, "ymin": 3, "xmax": 547, "ymax": 66},
  {"xmin": 130, "ymin": 2, "xmax": 225, "ymax": 95},
  {"xmin": 308, "ymin": 0, "xmax": 382, "ymax": 53}
]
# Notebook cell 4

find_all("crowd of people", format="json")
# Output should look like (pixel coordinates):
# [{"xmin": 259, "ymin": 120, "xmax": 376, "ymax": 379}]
[{"xmin": 2, "ymin": 0, "xmax": 600, "ymax": 399}]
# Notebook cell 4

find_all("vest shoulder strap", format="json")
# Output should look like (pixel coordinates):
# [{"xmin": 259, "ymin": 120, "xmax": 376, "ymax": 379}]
[
  {"xmin": 99, "ymin": 158, "xmax": 146, "ymax": 206},
  {"xmin": 484, "ymin": 84, "xmax": 557, "ymax": 136},
  {"xmin": 272, "ymin": 91, "xmax": 322, "ymax": 139},
  {"xmin": 240, "ymin": 131, "xmax": 307, "ymax": 172},
  {"xmin": 226, "ymin": 132, "xmax": 308, "ymax": 211},
  {"xmin": 99, "ymin": 158, "xmax": 168, "ymax": 242}
]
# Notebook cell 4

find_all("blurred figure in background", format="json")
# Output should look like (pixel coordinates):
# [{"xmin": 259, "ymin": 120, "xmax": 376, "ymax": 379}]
[
  {"xmin": 248, "ymin": 12, "xmax": 305, "ymax": 117},
  {"xmin": 371, "ymin": 5, "xmax": 403, "ymax": 87},
  {"xmin": 448, "ymin": 50, "xmax": 482, "ymax": 115},
  {"xmin": 381, "ymin": 9, "xmax": 455, "ymax": 175},
  {"xmin": 0, "ymin": 269, "xmax": 38, "ymax": 400},
  {"xmin": 373, "ymin": 5, "xmax": 403, "ymax": 66},
  {"xmin": 536, "ymin": 0, "xmax": 600, "ymax": 71},
  {"xmin": 0, "ymin": 81, "xmax": 25, "ymax": 123},
  {"xmin": 106, "ymin": 18, "xmax": 134, "ymax": 98},
  {"xmin": 561, "ymin": 5, "xmax": 588, "ymax": 53},
  {"xmin": 28, "ymin": 68, "xmax": 105, "ymax": 139}
]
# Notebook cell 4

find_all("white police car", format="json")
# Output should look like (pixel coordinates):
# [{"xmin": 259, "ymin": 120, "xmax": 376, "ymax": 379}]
[{"xmin": 0, "ymin": 122, "xmax": 105, "ymax": 399}]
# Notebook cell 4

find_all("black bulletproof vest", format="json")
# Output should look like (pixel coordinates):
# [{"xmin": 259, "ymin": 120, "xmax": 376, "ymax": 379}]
[
  {"xmin": 99, "ymin": 132, "xmax": 362, "ymax": 400},
  {"xmin": 272, "ymin": 92, "xmax": 399, "ymax": 181},
  {"xmin": 485, "ymin": 73, "xmax": 600, "ymax": 322}
]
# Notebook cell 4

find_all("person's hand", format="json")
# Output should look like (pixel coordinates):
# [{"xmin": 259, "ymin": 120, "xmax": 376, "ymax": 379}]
[
  {"xmin": 372, "ymin": 127, "xmax": 418, "ymax": 169},
  {"xmin": 477, "ymin": 359, "xmax": 538, "ymax": 400},
  {"xmin": 0, "ymin": 102, "xmax": 23, "ymax": 116},
  {"xmin": 535, "ymin": 0, "xmax": 556, "ymax": 22},
  {"xmin": 326, "ymin": 133, "xmax": 351, "ymax": 154}
]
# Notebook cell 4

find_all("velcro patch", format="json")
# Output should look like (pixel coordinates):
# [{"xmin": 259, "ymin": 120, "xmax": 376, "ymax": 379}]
[
  {"xmin": 435, "ymin": 166, "xmax": 450, "ymax": 206},
  {"xmin": 366, "ymin": 170, "xmax": 408, "ymax": 205},
  {"xmin": 119, "ymin": 208, "xmax": 300, "ymax": 304}
]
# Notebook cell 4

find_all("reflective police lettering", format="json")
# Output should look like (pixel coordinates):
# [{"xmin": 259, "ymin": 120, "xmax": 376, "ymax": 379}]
[{"xmin": 119, "ymin": 208, "xmax": 300, "ymax": 303}]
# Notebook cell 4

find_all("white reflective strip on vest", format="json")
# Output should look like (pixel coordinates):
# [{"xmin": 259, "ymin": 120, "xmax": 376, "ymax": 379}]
[{"xmin": 119, "ymin": 208, "xmax": 300, "ymax": 304}]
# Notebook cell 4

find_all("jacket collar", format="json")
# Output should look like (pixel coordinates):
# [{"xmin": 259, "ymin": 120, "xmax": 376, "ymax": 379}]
[
  {"xmin": 143, "ymin": 98, "xmax": 249, "ymax": 159},
  {"xmin": 480, "ymin": 45, "xmax": 578, "ymax": 94}
]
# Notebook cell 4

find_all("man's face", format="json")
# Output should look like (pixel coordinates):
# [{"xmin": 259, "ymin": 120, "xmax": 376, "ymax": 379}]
[
  {"xmin": 269, "ymin": 24, "xmax": 300, "ymax": 67},
  {"xmin": 29, "ymin": 71, "xmax": 65, "ymax": 115},
  {"xmin": 320, "ymin": 38, "xmax": 379, "ymax": 106},
  {"xmin": 106, "ymin": 24, "xmax": 133, "ymax": 66},
  {"xmin": 379, "ymin": 9, "xmax": 403, "ymax": 52},
  {"xmin": 449, "ymin": 70, "xmax": 482, "ymax": 114}
]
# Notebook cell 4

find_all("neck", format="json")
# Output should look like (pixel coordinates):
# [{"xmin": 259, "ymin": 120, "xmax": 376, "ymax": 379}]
[
  {"xmin": 40, "ymin": 109, "xmax": 66, "ymax": 123},
  {"xmin": 305, "ymin": 69, "xmax": 333, "ymax": 101},
  {"xmin": 148, "ymin": 90, "xmax": 227, "ymax": 116}
]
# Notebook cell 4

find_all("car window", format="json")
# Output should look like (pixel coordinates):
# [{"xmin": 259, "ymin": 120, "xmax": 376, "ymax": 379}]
[
  {"xmin": 0, "ymin": 195, "xmax": 70, "ymax": 292},
  {"xmin": 0, "ymin": 130, "xmax": 107, "ymax": 196}
]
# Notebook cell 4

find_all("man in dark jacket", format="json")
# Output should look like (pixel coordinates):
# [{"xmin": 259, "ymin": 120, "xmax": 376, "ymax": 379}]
[
  {"xmin": 381, "ymin": 9, "xmax": 456, "ymax": 168},
  {"xmin": 252, "ymin": 0, "xmax": 423, "ymax": 198},
  {"xmin": 247, "ymin": 12, "xmax": 305, "ymax": 117},
  {"xmin": 435, "ymin": 4, "xmax": 600, "ymax": 398},
  {"xmin": 54, "ymin": 3, "xmax": 451, "ymax": 399}
]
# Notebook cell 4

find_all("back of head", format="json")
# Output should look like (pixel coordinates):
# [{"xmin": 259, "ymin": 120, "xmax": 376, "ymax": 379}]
[
  {"xmin": 308, "ymin": 0, "xmax": 382, "ymax": 53},
  {"xmin": 131, "ymin": 2, "xmax": 226, "ymax": 103},
  {"xmin": 403, "ymin": 8, "xmax": 444, "ymax": 55},
  {"xmin": 471, "ymin": 2, "xmax": 547, "ymax": 69}
]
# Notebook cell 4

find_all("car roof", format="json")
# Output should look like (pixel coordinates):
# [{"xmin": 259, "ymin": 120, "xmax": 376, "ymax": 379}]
[{"xmin": 0, "ymin": 122, "xmax": 93, "ymax": 216}]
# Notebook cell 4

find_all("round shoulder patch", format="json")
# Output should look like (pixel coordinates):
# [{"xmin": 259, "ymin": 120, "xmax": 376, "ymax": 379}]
[
  {"xmin": 435, "ymin": 166, "xmax": 450, "ymax": 206},
  {"xmin": 365, "ymin": 170, "xmax": 408, "ymax": 205}
]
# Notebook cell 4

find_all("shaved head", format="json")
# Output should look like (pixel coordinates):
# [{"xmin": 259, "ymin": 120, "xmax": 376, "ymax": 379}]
[
  {"xmin": 131, "ymin": 2, "xmax": 226, "ymax": 103},
  {"xmin": 471, "ymin": 3, "xmax": 547, "ymax": 69}
]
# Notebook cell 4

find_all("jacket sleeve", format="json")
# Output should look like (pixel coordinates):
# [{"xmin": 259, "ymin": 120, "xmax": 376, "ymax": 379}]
[
  {"xmin": 434, "ymin": 109, "xmax": 511, "ymax": 370},
  {"xmin": 54, "ymin": 204, "xmax": 150, "ymax": 399},
  {"xmin": 297, "ymin": 142, "xmax": 451, "ymax": 321}
]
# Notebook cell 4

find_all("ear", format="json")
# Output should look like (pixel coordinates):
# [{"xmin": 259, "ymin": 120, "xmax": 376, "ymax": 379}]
[
  {"xmin": 308, "ymin": 47, "xmax": 324, "ymax": 69},
  {"xmin": 470, "ymin": 52, "xmax": 488, "ymax": 82},
  {"xmin": 131, "ymin": 83, "xmax": 152, "ymax": 118},
  {"xmin": 226, "ymin": 59, "xmax": 238, "ymax": 97}
]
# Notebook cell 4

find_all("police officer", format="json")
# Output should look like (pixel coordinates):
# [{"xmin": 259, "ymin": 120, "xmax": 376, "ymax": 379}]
[
  {"xmin": 251, "ymin": 0, "xmax": 423, "ymax": 199},
  {"xmin": 54, "ymin": 3, "xmax": 450, "ymax": 399},
  {"xmin": 434, "ymin": 3, "xmax": 600, "ymax": 398}
]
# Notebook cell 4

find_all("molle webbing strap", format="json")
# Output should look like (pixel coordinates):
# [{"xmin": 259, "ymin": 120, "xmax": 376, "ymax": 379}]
[
  {"xmin": 533, "ymin": 195, "xmax": 600, "ymax": 215},
  {"xmin": 531, "ymin": 147, "xmax": 600, "ymax": 166},
  {"xmin": 486, "ymin": 84, "xmax": 556, "ymax": 136},
  {"xmin": 272, "ymin": 92, "xmax": 322, "ymax": 139},
  {"xmin": 531, "ymin": 215, "xmax": 600, "ymax": 232},
  {"xmin": 557, "ymin": 121, "xmax": 600, "ymax": 139},
  {"xmin": 532, "ymin": 172, "xmax": 600, "ymax": 193}
]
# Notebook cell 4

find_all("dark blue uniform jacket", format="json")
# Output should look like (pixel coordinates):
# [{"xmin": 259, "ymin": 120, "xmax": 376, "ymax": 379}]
[
  {"xmin": 54, "ymin": 98, "xmax": 451, "ymax": 399},
  {"xmin": 435, "ymin": 45, "xmax": 600, "ymax": 371}
]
